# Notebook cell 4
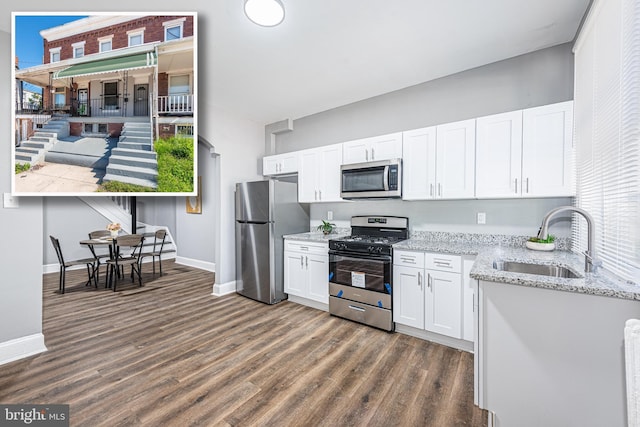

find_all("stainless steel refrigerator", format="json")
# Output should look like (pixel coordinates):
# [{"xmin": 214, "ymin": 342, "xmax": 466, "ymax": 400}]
[{"xmin": 235, "ymin": 179, "xmax": 310, "ymax": 304}]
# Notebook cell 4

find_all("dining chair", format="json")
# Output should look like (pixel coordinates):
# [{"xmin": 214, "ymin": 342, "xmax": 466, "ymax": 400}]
[
  {"xmin": 88, "ymin": 229, "xmax": 113, "ymax": 284},
  {"xmin": 139, "ymin": 229, "xmax": 167, "ymax": 275},
  {"xmin": 50, "ymin": 235, "xmax": 97, "ymax": 294},
  {"xmin": 106, "ymin": 234, "xmax": 144, "ymax": 291}
]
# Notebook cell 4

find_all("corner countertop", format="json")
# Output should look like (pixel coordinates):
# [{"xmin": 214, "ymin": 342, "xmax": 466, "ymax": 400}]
[
  {"xmin": 283, "ymin": 230, "xmax": 350, "ymax": 243},
  {"xmin": 394, "ymin": 233, "xmax": 640, "ymax": 302}
]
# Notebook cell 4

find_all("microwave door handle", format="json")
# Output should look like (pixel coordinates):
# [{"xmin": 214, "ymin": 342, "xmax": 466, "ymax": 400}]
[{"xmin": 383, "ymin": 165, "xmax": 390, "ymax": 191}]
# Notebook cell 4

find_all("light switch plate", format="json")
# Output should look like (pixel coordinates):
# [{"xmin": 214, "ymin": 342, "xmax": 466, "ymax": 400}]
[
  {"xmin": 327, "ymin": 211, "xmax": 333, "ymax": 220},
  {"xmin": 3, "ymin": 193, "xmax": 19, "ymax": 209},
  {"xmin": 477, "ymin": 212, "xmax": 486, "ymax": 224}
]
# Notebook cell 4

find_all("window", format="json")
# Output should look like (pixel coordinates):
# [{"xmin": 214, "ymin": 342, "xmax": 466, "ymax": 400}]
[
  {"xmin": 98, "ymin": 36, "xmax": 113, "ymax": 53},
  {"xmin": 50, "ymin": 47, "xmax": 61, "ymax": 63},
  {"xmin": 102, "ymin": 82, "xmax": 119, "ymax": 109},
  {"xmin": 176, "ymin": 124, "xmax": 194, "ymax": 138},
  {"xmin": 169, "ymin": 75, "xmax": 190, "ymax": 95},
  {"xmin": 53, "ymin": 87, "xmax": 65, "ymax": 108},
  {"xmin": 128, "ymin": 29, "xmax": 144, "ymax": 47},
  {"xmin": 163, "ymin": 18, "xmax": 186, "ymax": 41},
  {"xmin": 573, "ymin": 0, "xmax": 640, "ymax": 283},
  {"xmin": 72, "ymin": 41, "xmax": 85, "ymax": 59}
]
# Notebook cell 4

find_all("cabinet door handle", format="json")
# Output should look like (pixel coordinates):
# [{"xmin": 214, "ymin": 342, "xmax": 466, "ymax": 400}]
[
  {"xmin": 365, "ymin": 149, "xmax": 369, "ymax": 162},
  {"xmin": 300, "ymin": 256, "xmax": 304, "ymax": 267},
  {"xmin": 430, "ymin": 184, "xmax": 434, "ymax": 196},
  {"xmin": 305, "ymin": 256, "xmax": 308, "ymax": 268},
  {"xmin": 400, "ymin": 257, "xmax": 415, "ymax": 263},
  {"xmin": 526, "ymin": 178, "xmax": 530, "ymax": 193},
  {"xmin": 319, "ymin": 190, "xmax": 322, "ymax": 200},
  {"xmin": 418, "ymin": 271, "xmax": 422, "ymax": 288},
  {"xmin": 371, "ymin": 147, "xmax": 375, "ymax": 160},
  {"xmin": 515, "ymin": 178, "xmax": 518, "ymax": 194},
  {"xmin": 438, "ymin": 183, "xmax": 442, "ymax": 197},
  {"xmin": 427, "ymin": 273, "xmax": 432, "ymax": 289},
  {"xmin": 314, "ymin": 190, "xmax": 318, "ymax": 201}
]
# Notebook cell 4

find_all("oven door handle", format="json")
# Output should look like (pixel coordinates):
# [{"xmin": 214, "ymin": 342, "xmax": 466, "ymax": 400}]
[
  {"xmin": 383, "ymin": 165, "xmax": 390, "ymax": 191},
  {"xmin": 328, "ymin": 250, "xmax": 392, "ymax": 262}
]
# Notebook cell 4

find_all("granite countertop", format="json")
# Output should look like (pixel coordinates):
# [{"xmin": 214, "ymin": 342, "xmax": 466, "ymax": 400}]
[
  {"xmin": 394, "ymin": 232, "xmax": 640, "ymax": 302},
  {"xmin": 283, "ymin": 230, "xmax": 350, "ymax": 243}
]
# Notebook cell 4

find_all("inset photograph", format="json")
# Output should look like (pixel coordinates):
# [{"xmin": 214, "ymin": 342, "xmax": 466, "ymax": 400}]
[{"xmin": 12, "ymin": 12, "xmax": 197, "ymax": 195}]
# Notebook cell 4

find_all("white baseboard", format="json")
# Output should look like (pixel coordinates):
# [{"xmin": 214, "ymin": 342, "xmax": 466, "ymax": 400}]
[
  {"xmin": 394, "ymin": 324, "xmax": 474, "ymax": 352},
  {"xmin": 0, "ymin": 333, "xmax": 47, "ymax": 366},
  {"xmin": 175, "ymin": 256, "xmax": 215, "ymax": 272},
  {"xmin": 213, "ymin": 280, "xmax": 236, "ymax": 296},
  {"xmin": 287, "ymin": 295, "xmax": 329, "ymax": 312}
]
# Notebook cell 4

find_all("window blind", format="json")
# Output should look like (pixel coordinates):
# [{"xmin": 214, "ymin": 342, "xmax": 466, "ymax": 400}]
[{"xmin": 573, "ymin": 0, "xmax": 640, "ymax": 284}]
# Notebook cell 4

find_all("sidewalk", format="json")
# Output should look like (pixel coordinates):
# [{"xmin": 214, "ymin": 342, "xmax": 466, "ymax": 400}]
[{"xmin": 14, "ymin": 162, "xmax": 102, "ymax": 193}]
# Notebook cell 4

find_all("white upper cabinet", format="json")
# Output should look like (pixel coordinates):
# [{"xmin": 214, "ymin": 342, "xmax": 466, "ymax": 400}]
[
  {"xmin": 342, "ymin": 132, "xmax": 403, "ymax": 164},
  {"xmin": 436, "ymin": 119, "xmax": 476, "ymax": 199},
  {"xmin": 476, "ymin": 110, "xmax": 524, "ymax": 198},
  {"xmin": 263, "ymin": 152, "xmax": 298, "ymax": 176},
  {"xmin": 521, "ymin": 101, "xmax": 574, "ymax": 197},
  {"xmin": 298, "ymin": 143, "xmax": 343, "ymax": 203},
  {"xmin": 402, "ymin": 126, "xmax": 437, "ymax": 200},
  {"xmin": 476, "ymin": 101, "xmax": 574, "ymax": 198},
  {"xmin": 402, "ymin": 119, "xmax": 475, "ymax": 200}
]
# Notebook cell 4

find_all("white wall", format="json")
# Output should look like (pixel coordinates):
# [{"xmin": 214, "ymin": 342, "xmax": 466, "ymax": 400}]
[
  {"xmin": 0, "ymin": 29, "xmax": 46, "ymax": 364},
  {"xmin": 198, "ymin": 105, "xmax": 265, "ymax": 287}
]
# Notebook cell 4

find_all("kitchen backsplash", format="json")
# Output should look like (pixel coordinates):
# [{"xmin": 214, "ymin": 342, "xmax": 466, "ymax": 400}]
[{"xmin": 408, "ymin": 230, "xmax": 570, "ymax": 250}]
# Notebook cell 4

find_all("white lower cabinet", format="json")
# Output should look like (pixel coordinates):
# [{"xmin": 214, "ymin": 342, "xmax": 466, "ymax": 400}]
[
  {"xmin": 394, "ymin": 250, "xmax": 473, "ymax": 341},
  {"xmin": 284, "ymin": 240, "xmax": 329, "ymax": 305}
]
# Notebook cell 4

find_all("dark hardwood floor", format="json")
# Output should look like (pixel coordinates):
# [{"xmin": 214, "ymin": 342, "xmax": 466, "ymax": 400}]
[{"xmin": 0, "ymin": 261, "xmax": 487, "ymax": 426}]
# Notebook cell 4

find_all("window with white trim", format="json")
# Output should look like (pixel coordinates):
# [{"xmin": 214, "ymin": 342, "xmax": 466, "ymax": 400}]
[
  {"xmin": 163, "ymin": 18, "xmax": 186, "ymax": 41},
  {"xmin": 176, "ymin": 124, "xmax": 194, "ymax": 138},
  {"xmin": 53, "ymin": 87, "xmax": 65, "ymax": 108},
  {"xmin": 50, "ymin": 47, "xmax": 61, "ymax": 63},
  {"xmin": 98, "ymin": 35, "xmax": 113, "ymax": 53},
  {"xmin": 128, "ymin": 29, "xmax": 144, "ymax": 47},
  {"xmin": 573, "ymin": 0, "xmax": 640, "ymax": 283},
  {"xmin": 72, "ymin": 41, "xmax": 85, "ymax": 59}
]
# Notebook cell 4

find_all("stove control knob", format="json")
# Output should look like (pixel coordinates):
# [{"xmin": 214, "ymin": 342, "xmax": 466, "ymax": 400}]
[{"xmin": 367, "ymin": 246, "xmax": 375, "ymax": 253}]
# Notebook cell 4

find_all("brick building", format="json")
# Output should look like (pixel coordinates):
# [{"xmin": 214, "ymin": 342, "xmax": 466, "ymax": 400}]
[{"xmin": 15, "ymin": 14, "xmax": 195, "ymax": 140}]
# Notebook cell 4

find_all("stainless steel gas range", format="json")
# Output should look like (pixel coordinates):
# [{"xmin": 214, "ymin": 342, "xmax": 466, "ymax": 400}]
[{"xmin": 328, "ymin": 216, "xmax": 409, "ymax": 331}]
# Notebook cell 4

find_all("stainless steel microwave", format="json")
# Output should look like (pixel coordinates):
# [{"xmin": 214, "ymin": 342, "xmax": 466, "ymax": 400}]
[{"xmin": 340, "ymin": 158, "xmax": 402, "ymax": 199}]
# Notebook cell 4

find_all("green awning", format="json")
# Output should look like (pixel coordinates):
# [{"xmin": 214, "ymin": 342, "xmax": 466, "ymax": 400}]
[{"xmin": 53, "ymin": 52, "xmax": 157, "ymax": 79}]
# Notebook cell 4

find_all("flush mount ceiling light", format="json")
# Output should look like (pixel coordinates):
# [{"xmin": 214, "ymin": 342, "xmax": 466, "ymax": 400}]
[{"xmin": 244, "ymin": 0, "xmax": 285, "ymax": 27}]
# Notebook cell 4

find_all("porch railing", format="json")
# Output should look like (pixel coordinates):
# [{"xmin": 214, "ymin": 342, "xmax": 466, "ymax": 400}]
[
  {"xmin": 15, "ymin": 101, "xmax": 43, "ymax": 114},
  {"xmin": 157, "ymin": 94, "xmax": 194, "ymax": 115}
]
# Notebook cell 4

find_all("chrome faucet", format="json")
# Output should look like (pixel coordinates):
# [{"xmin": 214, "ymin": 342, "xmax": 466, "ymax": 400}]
[{"xmin": 536, "ymin": 206, "xmax": 601, "ymax": 273}]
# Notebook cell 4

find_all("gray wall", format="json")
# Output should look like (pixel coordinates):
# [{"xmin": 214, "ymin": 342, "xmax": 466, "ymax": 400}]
[
  {"xmin": 0, "ymin": 29, "xmax": 44, "ymax": 343},
  {"xmin": 277, "ymin": 43, "xmax": 574, "ymax": 152},
  {"xmin": 43, "ymin": 197, "xmax": 119, "ymax": 265},
  {"xmin": 174, "ymin": 142, "xmax": 217, "ymax": 264},
  {"xmin": 276, "ymin": 43, "xmax": 575, "ymax": 237}
]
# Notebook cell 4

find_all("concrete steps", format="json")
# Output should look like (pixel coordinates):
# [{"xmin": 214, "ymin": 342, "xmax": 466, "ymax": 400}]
[
  {"xmin": 103, "ymin": 122, "xmax": 158, "ymax": 189},
  {"xmin": 14, "ymin": 119, "xmax": 68, "ymax": 166}
]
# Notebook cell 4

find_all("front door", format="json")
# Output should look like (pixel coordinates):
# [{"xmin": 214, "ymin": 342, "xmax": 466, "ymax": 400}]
[
  {"xmin": 134, "ymin": 84, "xmax": 148, "ymax": 116},
  {"xmin": 77, "ymin": 89, "xmax": 88, "ymax": 116}
]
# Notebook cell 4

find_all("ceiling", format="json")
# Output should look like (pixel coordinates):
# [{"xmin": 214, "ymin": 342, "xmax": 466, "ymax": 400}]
[
  {"xmin": 1, "ymin": 0, "xmax": 591, "ymax": 125},
  {"xmin": 209, "ymin": 0, "xmax": 591, "ymax": 124}
]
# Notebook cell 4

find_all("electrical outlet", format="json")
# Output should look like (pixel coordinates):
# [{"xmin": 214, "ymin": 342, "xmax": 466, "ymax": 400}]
[
  {"xmin": 477, "ymin": 212, "xmax": 486, "ymax": 224},
  {"xmin": 3, "ymin": 193, "xmax": 19, "ymax": 209},
  {"xmin": 327, "ymin": 211, "xmax": 333, "ymax": 220}
]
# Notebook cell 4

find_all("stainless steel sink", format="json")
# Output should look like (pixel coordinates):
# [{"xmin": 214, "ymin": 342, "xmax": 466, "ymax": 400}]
[{"xmin": 493, "ymin": 260, "xmax": 582, "ymax": 279}]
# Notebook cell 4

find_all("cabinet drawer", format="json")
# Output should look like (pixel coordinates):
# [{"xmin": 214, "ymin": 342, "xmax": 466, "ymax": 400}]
[
  {"xmin": 285, "ymin": 240, "xmax": 328, "ymax": 255},
  {"xmin": 393, "ymin": 250, "xmax": 425, "ymax": 268},
  {"xmin": 425, "ymin": 253, "xmax": 461, "ymax": 273}
]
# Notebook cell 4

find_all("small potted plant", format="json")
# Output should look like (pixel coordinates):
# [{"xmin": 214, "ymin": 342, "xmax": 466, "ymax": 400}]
[
  {"xmin": 316, "ymin": 220, "xmax": 336, "ymax": 235},
  {"xmin": 526, "ymin": 234, "xmax": 556, "ymax": 251},
  {"xmin": 107, "ymin": 222, "xmax": 122, "ymax": 239}
]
